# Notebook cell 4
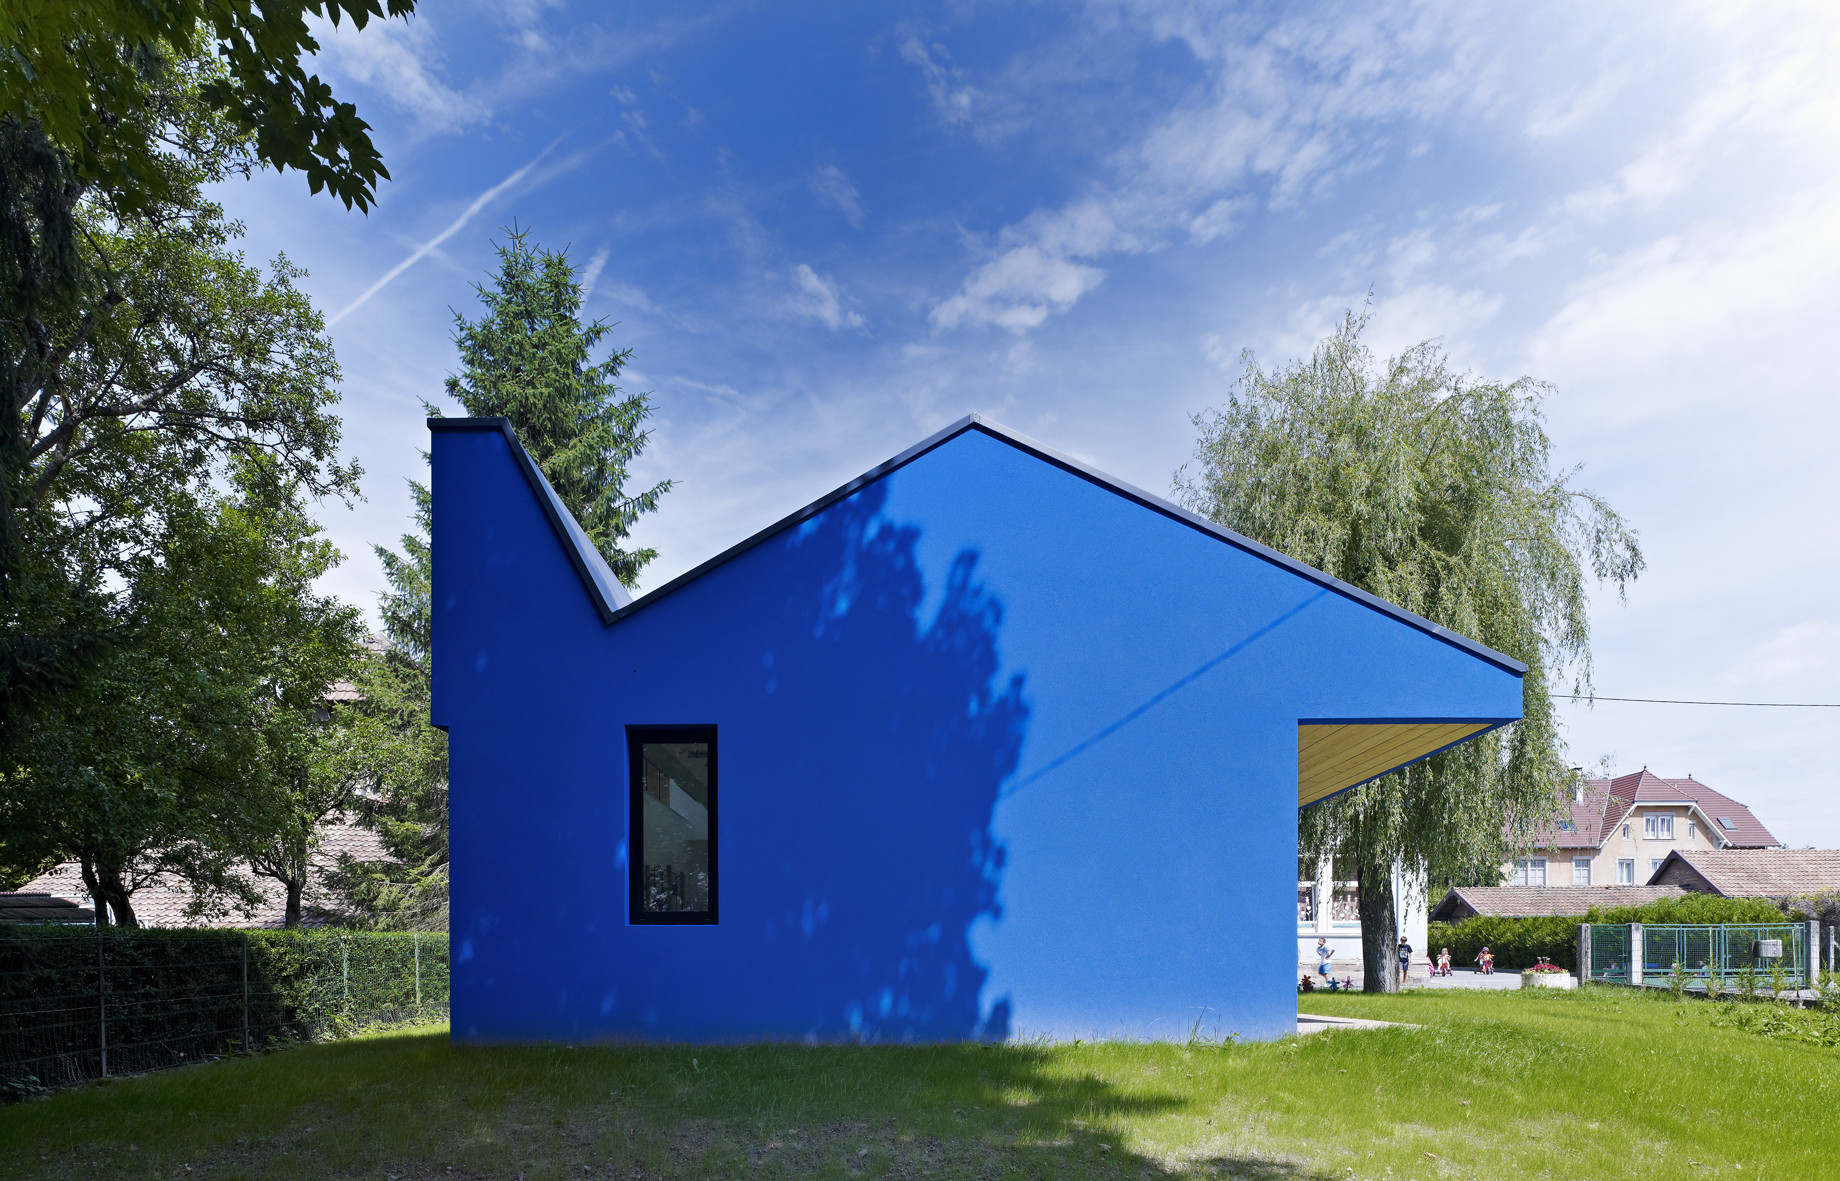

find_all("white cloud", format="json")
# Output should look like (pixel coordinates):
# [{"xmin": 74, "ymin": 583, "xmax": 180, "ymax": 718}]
[
  {"xmin": 811, "ymin": 164, "xmax": 865, "ymax": 227},
  {"xmin": 790, "ymin": 265, "xmax": 866, "ymax": 331},
  {"xmin": 930, "ymin": 246, "xmax": 1106, "ymax": 333},
  {"xmin": 578, "ymin": 247, "xmax": 610, "ymax": 302},
  {"xmin": 900, "ymin": 37, "xmax": 982, "ymax": 130},
  {"xmin": 317, "ymin": 16, "xmax": 489, "ymax": 134}
]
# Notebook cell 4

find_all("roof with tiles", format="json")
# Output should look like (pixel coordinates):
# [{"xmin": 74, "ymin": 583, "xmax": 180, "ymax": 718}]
[
  {"xmin": 17, "ymin": 819, "xmax": 389, "ymax": 929},
  {"xmin": 1430, "ymin": 884, "xmax": 1686, "ymax": 922},
  {"xmin": 1521, "ymin": 768, "xmax": 1780, "ymax": 851},
  {"xmin": 1651, "ymin": 849, "xmax": 1840, "ymax": 897}
]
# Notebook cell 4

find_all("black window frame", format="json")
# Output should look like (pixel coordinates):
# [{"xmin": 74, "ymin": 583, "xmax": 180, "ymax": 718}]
[{"xmin": 627, "ymin": 724, "xmax": 719, "ymax": 925}]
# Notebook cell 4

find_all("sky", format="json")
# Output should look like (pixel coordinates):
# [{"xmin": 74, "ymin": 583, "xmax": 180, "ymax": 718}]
[{"xmin": 222, "ymin": 1, "xmax": 1840, "ymax": 846}]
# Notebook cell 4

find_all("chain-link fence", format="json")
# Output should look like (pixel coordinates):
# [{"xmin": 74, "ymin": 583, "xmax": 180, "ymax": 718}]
[
  {"xmin": 1588, "ymin": 923, "xmax": 1630, "ymax": 982},
  {"xmin": 1, "ymin": 927, "xmax": 447, "ymax": 1098},
  {"xmin": 1582, "ymin": 922, "xmax": 1817, "ymax": 989}
]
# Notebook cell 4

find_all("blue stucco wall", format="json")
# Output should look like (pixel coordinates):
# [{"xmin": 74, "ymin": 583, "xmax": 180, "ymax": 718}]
[{"xmin": 432, "ymin": 423, "xmax": 1522, "ymax": 1043}]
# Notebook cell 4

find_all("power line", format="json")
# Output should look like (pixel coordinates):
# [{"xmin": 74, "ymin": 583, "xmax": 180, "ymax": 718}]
[{"xmin": 1561, "ymin": 695, "xmax": 1840, "ymax": 708}]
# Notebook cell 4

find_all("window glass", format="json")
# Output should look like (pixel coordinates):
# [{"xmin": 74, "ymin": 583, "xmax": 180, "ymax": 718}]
[
  {"xmin": 1617, "ymin": 859, "xmax": 1635, "ymax": 885},
  {"xmin": 1573, "ymin": 858, "xmax": 1592, "ymax": 885},
  {"xmin": 1530, "ymin": 859, "xmax": 1547, "ymax": 886},
  {"xmin": 1650, "ymin": 858, "xmax": 1665, "ymax": 875},
  {"xmin": 628, "ymin": 728, "xmax": 716, "ymax": 923}
]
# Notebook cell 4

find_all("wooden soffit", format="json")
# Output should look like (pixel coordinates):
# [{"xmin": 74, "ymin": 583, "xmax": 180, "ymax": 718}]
[{"xmin": 1298, "ymin": 721, "xmax": 1495, "ymax": 808}]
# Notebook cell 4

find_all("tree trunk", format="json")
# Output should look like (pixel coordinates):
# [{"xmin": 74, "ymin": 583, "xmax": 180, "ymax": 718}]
[
  {"xmin": 284, "ymin": 879, "xmax": 303, "ymax": 928},
  {"xmin": 79, "ymin": 858, "xmax": 138, "ymax": 928},
  {"xmin": 1357, "ymin": 860, "xmax": 1399, "ymax": 994}
]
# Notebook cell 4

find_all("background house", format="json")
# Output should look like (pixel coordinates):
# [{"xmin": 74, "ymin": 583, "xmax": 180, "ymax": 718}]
[
  {"xmin": 12, "ymin": 821, "xmax": 385, "ymax": 929},
  {"xmin": 1505, "ymin": 769, "xmax": 1779, "ymax": 890}
]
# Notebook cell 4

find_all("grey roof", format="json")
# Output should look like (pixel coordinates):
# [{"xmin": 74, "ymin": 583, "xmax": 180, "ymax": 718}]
[
  {"xmin": 1430, "ymin": 885, "xmax": 1686, "ymax": 922},
  {"xmin": 0, "ymin": 893, "xmax": 95, "ymax": 924},
  {"xmin": 431, "ymin": 414, "xmax": 1528, "ymax": 676},
  {"xmin": 1650, "ymin": 849, "xmax": 1840, "ymax": 897},
  {"xmin": 18, "ymin": 819, "xmax": 389, "ymax": 929}
]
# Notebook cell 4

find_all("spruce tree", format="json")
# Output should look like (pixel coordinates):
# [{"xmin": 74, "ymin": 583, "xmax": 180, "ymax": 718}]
[
  {"xmin": 336, "ymin": 230, "xmax": 668, "ymax": 927},
  {"xmin": 440, "ymin": 226, "xmax": 670, "ymax": 585}
]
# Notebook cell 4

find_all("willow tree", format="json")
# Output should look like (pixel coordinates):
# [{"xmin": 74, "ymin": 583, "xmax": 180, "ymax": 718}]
[{"xmin": 1176, "ymin": 311, "xmax": 1643, "ymax": 991}]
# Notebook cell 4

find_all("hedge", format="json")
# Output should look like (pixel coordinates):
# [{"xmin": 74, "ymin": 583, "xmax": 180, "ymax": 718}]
[
  {"xmin": 1, "ymin": 927, "xmax": 446, "ymax": 1098},
  {"xmin": 1427, "ymin": 895, "xmax": 1786, "ymax": 973}
]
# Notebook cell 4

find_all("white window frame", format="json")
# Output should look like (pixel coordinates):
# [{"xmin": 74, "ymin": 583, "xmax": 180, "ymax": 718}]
[
  {"xmin": 1510, "ymin": 858, "xmax": 1548, "ymax": 887},
  {"xmin": 1651, "ymin": 857, "xmax": 1666, "ymax": 875},
  {"xmin": 1618, "ymin": 859, "xmax": 1635, "ymax": 885},
  {"xmin": 1644, "ymin": 814, "xmax": 1675, "ymax": 839},
  {"xmin": 1572, "ymin": 858, "xmax": 1592, "ymax": 885}
]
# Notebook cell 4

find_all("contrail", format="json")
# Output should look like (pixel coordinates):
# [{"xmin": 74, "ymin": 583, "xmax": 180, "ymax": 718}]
[{"xmin": 328, "ymin": 141, "xmax": 560, "ymax": 326}]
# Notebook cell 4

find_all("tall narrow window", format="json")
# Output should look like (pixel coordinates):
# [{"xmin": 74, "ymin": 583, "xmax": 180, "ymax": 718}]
[
  {"xmin": 1617, "ymin": 859, "xmax": 1635, "ymax": 885},
  {"xmin": 1573, "ymin": 858, "xmax": 1592, "ymax": 885},
  {"xmin": 628, "ymin": 726, "xmax": 717, "ymax": 924}
]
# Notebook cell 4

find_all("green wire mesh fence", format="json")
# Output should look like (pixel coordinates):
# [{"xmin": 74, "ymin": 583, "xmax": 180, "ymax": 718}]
[
  {"xmin": 1582, "ymin": 923, "xmax": 1814, "ymax": 989},
  {"xmin": 0, "ymin": 928, "xmax": 447, "ymax": 1098}
]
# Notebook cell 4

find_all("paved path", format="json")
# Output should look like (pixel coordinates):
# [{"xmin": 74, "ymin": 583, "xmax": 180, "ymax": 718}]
[
  {"xmin": 1296, "ymin": 1013, "xmax": 1417, "ymax": 1035},
  {"xmin": 1416, "ymin": 969, "xmax": 1528, "ymax": 990}
]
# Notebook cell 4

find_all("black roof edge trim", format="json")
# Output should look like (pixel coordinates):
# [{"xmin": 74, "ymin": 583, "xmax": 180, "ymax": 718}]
[
  {"xmin": 428, "ymin": 417, "xmax": 630, "ymax": 622},
  {"xmin": 443, "ymin": 411, "xmax": 1527, "ymax": 676},
  {"xmin": 1299, "ymin": 718, "xmax": 1517, "ymax": 811}
]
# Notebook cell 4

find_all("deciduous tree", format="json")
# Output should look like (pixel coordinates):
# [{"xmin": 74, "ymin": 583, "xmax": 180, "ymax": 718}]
[{"xmin": 1177, "ymin": 310, "xmax": 1643, "ymax": 992}]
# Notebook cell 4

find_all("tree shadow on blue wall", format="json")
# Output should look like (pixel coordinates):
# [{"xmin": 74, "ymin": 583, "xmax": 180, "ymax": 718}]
[{"xmin": 742, "ymin": 481, "xmax": 1026, "ymax": 1042}]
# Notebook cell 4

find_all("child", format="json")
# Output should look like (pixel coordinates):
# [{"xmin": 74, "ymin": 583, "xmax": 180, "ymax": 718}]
[
  {"xmin": 1315, "ymin": 937, "xmax": 1334, "ymax": 979},
  {"xmin": 1436, "ymin": 947, "xmax": 1452, "ymax": 977},
  {"xmin": 1478, "ymin": 946, "xmax": 1495, "ymax": 975}
]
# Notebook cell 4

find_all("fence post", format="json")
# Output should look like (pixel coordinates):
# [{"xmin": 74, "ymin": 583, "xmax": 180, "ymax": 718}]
[
  {"xmin": 413, "ymin": 932, "xmax": 422, "ymax": 1009},
  {"xmin": 1577, "ymin": 924, "xmax": 1591, "ymax": 982},
  {"xmin": 96, "ymin": 923, "xmax": 107, "ymax": 1078},
  {"xmin": 1809, "ymin": 921, "xmax": 1821, "ymax": 990},
  {"xmin": 1629, "ymin": 922, "xmax": 1643, "ymax": 987},
  {"xmin": 241, "ymin": 932, "xmax": 251, "ymax": 1054}
]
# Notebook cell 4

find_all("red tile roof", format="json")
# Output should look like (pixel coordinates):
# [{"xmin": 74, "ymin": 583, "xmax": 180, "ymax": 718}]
[{"xmin": 1521, "ymin": 769, "xmax": 1779, "ymax": 851}]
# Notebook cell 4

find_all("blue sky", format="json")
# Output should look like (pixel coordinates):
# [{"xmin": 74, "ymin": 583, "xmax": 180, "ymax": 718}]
[{"xmin": 224, "ymin": 2, "xmax": 1840, "ymax": 845}]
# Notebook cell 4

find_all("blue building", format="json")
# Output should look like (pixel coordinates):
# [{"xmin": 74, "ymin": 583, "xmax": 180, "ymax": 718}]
[{"xmin": 431, "ymin": 414, "xmax": 1523, "ymax": 1043}]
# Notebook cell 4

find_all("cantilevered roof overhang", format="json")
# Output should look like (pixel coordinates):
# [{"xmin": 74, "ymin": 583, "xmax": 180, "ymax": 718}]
[
  {"xmin": 1297, "ymin": 720, "xmax": 1507, "ymax": 807},
  {"xmin": 432, "ymin": 412, "xmax": 1524, "ymax": 811}
]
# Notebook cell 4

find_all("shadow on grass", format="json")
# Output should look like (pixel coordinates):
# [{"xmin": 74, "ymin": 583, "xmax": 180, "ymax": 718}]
[{"xmin": 0, "ymin": 1030, "xmax": 1344, "ymax": 1180}]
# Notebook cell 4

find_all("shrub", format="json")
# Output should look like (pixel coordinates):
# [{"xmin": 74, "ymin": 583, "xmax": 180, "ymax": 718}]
[
  {"xmin": 1429, "ymin": 896, "xmax": 1789, "ymax": 974},
  {"xmin": 0, "ymin": 927, "xmax": 446, "ymax": 1098}
]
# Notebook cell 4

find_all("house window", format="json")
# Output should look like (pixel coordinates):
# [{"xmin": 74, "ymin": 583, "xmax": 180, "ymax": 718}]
[
  {"xmin": 628, "ymin": 726, "xmax": 717, "ymax": 924},
  {"xmin": 1509, "ymin": 858, "xmax": 1547, "ymax": 886},
  {"xmin": 1688, "ymin": 821, "xmax": 1696, "ymax": 839},
  {"xmin": 1298, "ymin": 885, "xmax": 1316, "ymax": 923},
  {"xmin": 1618, "ymin": 859, "xmax": 1635, "ymax": 884},
  {"xmin": 1622, "ymin": 823, "xmax": 1630, "ymax": 839},
  {"xmin": 1642, "ymin": 814, "xmax": 1674, "ymax": 839},
  {"xmin": 1573, "ymin": 858, "xmax": 1592, "ymax": 885},
  {"xmin": 1650, "ymin": 858, "xmax": 1665, "ymax": 876}
]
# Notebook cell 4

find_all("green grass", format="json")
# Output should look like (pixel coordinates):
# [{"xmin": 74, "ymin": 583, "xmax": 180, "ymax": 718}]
[{"xmin": 2, "ymin": 987, "xmax": 1835, "ymax": 1179}]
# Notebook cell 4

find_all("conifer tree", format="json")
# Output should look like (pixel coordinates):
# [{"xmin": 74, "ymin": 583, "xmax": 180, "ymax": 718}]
[
  {"xmin": 440, "ymin": 226, "xmax": 671, "ymax": 585},
  {"xmin": 335, "ymin": 230, "xmax": 668, "ymax": 927}
]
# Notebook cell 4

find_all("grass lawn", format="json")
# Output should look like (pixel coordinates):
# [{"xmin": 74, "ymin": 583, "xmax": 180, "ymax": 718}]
[{"xmin": 2, "ymin": 986, "xmax": 1834, "ymax": 1180}]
